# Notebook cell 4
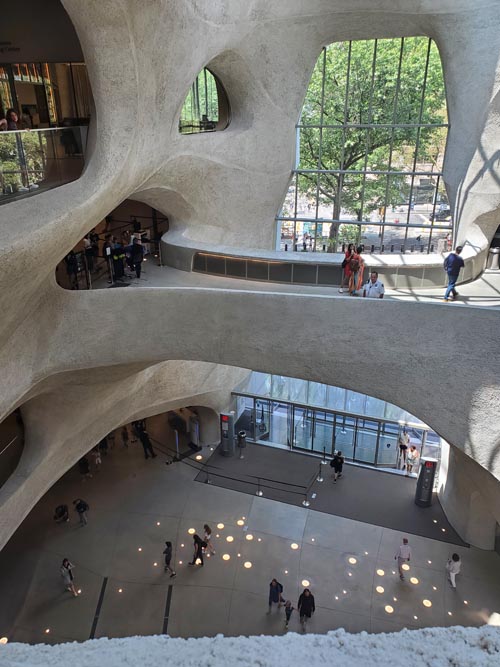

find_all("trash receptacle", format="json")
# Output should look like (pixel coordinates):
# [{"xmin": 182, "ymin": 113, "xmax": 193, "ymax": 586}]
[
  {"xmin": 487, "ymin": 247, "xmax": 500, "ymax": 270},
  {"xmin": 237, "ymin": 431, "xmax": 247, "ymax": 449}
]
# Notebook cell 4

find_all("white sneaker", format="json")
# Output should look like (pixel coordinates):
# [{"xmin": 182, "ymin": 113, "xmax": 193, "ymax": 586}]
[{"xmin": 338, "ymin": 288, "xmax": 343, "ymax": 293}]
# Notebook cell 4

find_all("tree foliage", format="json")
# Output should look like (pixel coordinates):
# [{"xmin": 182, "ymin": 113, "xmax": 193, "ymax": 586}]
[{"xmin": 297, "ymin": 37, "xmax": 447, "ymax": 237}]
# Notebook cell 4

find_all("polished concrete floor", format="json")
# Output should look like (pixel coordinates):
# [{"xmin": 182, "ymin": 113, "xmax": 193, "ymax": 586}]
[{"xmin": 1, "ymin": 429, "xmax": 500, "ymax": 644}]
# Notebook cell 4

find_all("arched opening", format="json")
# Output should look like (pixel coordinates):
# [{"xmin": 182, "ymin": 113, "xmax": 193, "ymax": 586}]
[
  {"xmin": 0, "ymin": 409, "xmax": 24, "ymax": 491},
  {"xmin": 179, "ymin": 67, "xmax": 230, "ymax": 134},
  {"xmin": 55, "ymin": 199, "xmax": 169, "ymax": 290},
  {"xmin": 277, "ymin": 37, "xmax": 449, "ymax": 255}
]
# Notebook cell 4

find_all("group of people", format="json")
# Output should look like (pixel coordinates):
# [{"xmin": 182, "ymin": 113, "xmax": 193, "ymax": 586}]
[
  {"xmin": 395, "ymin": 537, "xmax": 462, "ymax": 589},
  {"xmin": 54, "ymin": 498, "xmax": 89, "ymax": 528},
  {"xmin": 338, "ymin": 244, "xmax": 385, "ymax": 298},
  {"xmin": 268, "ymin": 579, "xmax": 316, "ymax": 632}
]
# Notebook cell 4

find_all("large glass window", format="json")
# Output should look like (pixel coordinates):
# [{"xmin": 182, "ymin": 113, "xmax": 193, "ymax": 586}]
[{"xmin": 277, "ymin": 37, "xmax": 450, "ymax": 254}]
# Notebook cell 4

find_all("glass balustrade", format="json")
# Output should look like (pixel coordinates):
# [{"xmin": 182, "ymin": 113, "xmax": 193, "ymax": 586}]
[{"xmin": 0, "ymin": 126, "xmax": 87, "ymax": 205}]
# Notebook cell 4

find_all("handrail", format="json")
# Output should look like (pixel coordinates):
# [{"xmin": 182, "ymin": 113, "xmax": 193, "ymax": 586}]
[
  {"xmin": 149, "ymin": 435, "xmax": 308, "ymax": 493},
  {"xmin": 0, "ymin": 126, "xmax": 87, "ymax": 136},
  {"xmin": 0, "ymin": 436, "xmax": 18, "ymax": 457}
]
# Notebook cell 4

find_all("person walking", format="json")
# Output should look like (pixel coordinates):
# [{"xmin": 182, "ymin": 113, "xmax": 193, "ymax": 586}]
[
  {"xmin": 284, "ymin": 600, "xmax": 295, "ymax": 629},
  {"xmin": 121, "ymin": 425, "xmax": 129, "ymax": 448},
  {"xmin": 267, "ymin": 578, "xmax": 284, "ymax": 613},
  {"xmin": 163, "ymin": 541, "xmax": 177, "ymax": 578},
  {"xmin": 443, "ymin": 245, "xmax": 464, "ymax": 302},
  {"xmin": 133, "ymin": 421, "xmax": 157, "ymax": 459},
  {"xmin": 297, "ymin": 588, "xmax": 315, "ymax": 632},
  {"xmin": 446, "ymin": 553, "xmax": 461, "ymax": 589},
  {"xmin": 406, "ymin": 445, "xmax": 419, "ymax": 476},
  {"xmin": 60, "ymin": 559, "xmax": 78, "ymax": 597},
  {"xmin": 73, "ymin": 498, "xmax": 89, "ymax": 526},
  {"xmin": 189, "ymin": 534, "xmax": 206, "ymax": 566},
  {"xmin": 330, "ymin": 450, "xmax": 344, "ymax": 483},
  {"xmin": 395, "ymin": 537, "xmax": 411, "ymax": 580},
  {"xmin": 203, "ymin": 524, "xmax": 216, "ymax": 556},
  {"xmin": 338, "ymin": 243, "xmax": 355, "ymax": 293}
]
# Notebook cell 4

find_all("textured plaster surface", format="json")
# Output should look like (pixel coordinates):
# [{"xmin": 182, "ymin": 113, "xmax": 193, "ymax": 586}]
[{"xmin": 1, "ymin": 0, "xmax": 500, "ymax": 550}]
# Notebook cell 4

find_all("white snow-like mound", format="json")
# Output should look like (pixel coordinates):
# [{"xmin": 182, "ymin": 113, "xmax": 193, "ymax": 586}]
[{"xmin": 1, "ymin": 626, "xmax": 500, "ymax": 667}]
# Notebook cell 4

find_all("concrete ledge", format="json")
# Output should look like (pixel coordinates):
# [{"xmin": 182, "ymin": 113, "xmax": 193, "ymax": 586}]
[{"xmin": 162, "ymin": 236, "xmax": 487, "ymax": 289}]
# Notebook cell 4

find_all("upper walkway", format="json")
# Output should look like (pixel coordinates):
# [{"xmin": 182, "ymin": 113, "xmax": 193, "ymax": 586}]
[{"xmin": 92, "ymin": 261, "xmax": 500, "ymax": 309}]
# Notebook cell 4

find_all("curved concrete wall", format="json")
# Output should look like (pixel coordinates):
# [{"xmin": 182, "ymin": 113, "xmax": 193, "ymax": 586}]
[{"xmin": 1, "ymin": 0, "xmax": 500, "ymax": 551}]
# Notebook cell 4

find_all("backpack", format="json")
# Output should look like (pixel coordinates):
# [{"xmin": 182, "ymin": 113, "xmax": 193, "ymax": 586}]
[{"xmin": 350, "ymin": 258, "xmax": 360, "ymax": 272}]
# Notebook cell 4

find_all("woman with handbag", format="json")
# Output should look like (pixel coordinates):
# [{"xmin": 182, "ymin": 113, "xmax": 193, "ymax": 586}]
[
  {"xmin": 348, "ymin": 246, "xmax": 365, "ymax": 296},
  {"xmin": 338, "ymin": 244, "xmax": 354, "ymax": 293}
]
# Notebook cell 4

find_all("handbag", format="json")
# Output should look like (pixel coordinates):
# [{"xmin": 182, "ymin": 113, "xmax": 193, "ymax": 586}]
[{"xmin": 341, "ymin": 258, "xmax": 347, "ymax": 269}]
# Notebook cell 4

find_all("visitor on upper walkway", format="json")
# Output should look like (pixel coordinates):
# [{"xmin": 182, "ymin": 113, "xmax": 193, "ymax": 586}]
[
  {"xmin": 297, "ymin": 588, "xmax": 315, "ymax": 632},
  {"xmin": 268, "ymin": 578, "xmax": 284, "ymax": 613},
  {"xmin": 348, "ymin": 246, "xmax": 365, "ymax": 296},
  {"xmin": 443, "ymin": 245, "xmax": 464, "ymax": 302},
  {"xmin": 363, "ymin": 271, "xmax": 385, "ymax": 299},
  {"xmin": 129, "ymin": 237, "xmax": 145, "ymax": 279},
  {"xmin": 5, "ymin": 108, "xmax": 18, "ymax": 130},
  {"xmin": 395, "ymin": 537, "xmax": 411, "ymax": 580},
  {"xmin": 338, "ymin": 243, "xmax": 355, "ymax": 294}
]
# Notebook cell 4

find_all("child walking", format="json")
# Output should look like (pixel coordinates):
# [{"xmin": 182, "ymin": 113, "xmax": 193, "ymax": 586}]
[{"xmin": 284, "ymin": 600, "xmax": 295, "ymax": 628}]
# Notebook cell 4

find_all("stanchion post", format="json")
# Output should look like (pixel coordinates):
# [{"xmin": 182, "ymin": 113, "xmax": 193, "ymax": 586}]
[
  {"xmin": 321, "ymin": 446, "xmax": 328, "ymax": 464},
  {"xmin": 302, "ymin": 492, "xmax": 310, "ymax": 507},
  {"xmin": 316, "ymin": 462, "xmax": 324, "ymax": 483},
  {"xmin": 256, "ymin": 478, "xmax": 263, "ymax": 496}
]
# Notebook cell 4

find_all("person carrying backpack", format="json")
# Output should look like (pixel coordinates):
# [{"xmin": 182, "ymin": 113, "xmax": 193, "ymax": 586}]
[
  {"xmin": 330, "ymin": 451, "xmax": 345, "ymax": 483},
  {"xmin": 73, "ymin": 498, "xmax": 89, "ymax": 526},
  {"xmin": 443, "ymin": 245, "xmax": 464, "ymax": 302}
]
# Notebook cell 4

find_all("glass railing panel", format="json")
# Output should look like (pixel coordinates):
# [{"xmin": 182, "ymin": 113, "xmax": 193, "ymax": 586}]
[{"xmin": 0, "ymin": 126, "xmax": 87, "ymax": 205}]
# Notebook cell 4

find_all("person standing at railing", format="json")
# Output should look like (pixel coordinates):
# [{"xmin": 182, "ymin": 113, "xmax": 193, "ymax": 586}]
[
  {"xmin": 5, "ymin": 109, "xmax": 18, "ymax": 130},
  {"xmin": 130, "ymin": 237, "xmax": 145, "ymax": 279}
]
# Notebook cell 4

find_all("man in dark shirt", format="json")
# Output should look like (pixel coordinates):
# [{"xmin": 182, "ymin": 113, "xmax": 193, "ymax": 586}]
[{"xmin": 443, "ymin": 245, "xmax": 464, "ymax": 302}]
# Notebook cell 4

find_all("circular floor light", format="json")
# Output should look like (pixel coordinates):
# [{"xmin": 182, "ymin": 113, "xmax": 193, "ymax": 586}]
[
  {"xmin": 237, "ymin": 520, "xmax": 245, "ymax": 526},
  {"xmin": 188, "ymin": 528, "xmax": 195, "ymax": 535},
  {"xmin": 45, "ymin": 629, "xmax": 50, "ymax": 634},
  {"xmin": 402, "ymin": 563, "xmax": 410, "ymax": 571},
  {"xmin": 376, "ymin": 569, "xmax": 385, "ymax": 576},
  {"xmin": 156, "ymin": 522, "xmax": 161, "ymax": 526},
  {"xmin": 290, "ymin": 543, "xmax": 299, "ymax": 550},
  {"xmin": 226, "ymin": 536, "xmax": 234, "ymax": 542},
  {"xmin": 244, "ymin": 561, "xmax": 252, "ymax": 569},
  {"xmin": 222, "ymin": 554, "xmax": 230, "ymax": 561},
  {"xmin": 423, "ymin": 599, "xmax": 432, "ymax": 608},
  {"xmin": 376, "ymin": 586, "xmax": 384, "ymax": 594},
  {"xmin": 410, "ymin": 577, "xmax": 419, "ymax": 585},
  {"xmin": 348, "ymin": 557, "xmax": 357, "ymax": 565},
  {"xmin": 385, "ymin": 605, "xmax": 394, "ymax": 614},
  {"xmin": 118, "ymin": 588, "xmax": 123, "ymax": 593},
  {"xmin": 217, "ymin": 523, "xmax": 225, "ymax": 530},
  {"xmin": 245, "ymin": 534, "xmax": 254, "ymax": 541},
  {"xmin": 0, "ymin": 638, "xmax": 8, "ymax": 644},
  {"xmin": 301, "ymin": 579, "xmax": 310, "ymax": 587}
]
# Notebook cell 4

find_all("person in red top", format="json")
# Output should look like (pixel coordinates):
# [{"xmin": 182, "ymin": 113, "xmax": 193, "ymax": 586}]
[
  {"xmin": 348, "ymin": 246, "xmax": 365, "ymax": 296},
  {"xmin": 338, "ymin": 244, "xmax": 355, "ymax": 293}
]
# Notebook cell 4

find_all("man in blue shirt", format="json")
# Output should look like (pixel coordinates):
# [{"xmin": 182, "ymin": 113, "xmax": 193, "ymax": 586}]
[{"xmin": 443, "ymin": 245, "xmax": 464, "ymax": 302}]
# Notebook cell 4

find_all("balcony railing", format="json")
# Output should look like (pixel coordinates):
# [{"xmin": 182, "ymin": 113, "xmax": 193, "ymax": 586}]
[{"xmin": 0, "ymin": 126, "xmax": 88, "ymax": 206}]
